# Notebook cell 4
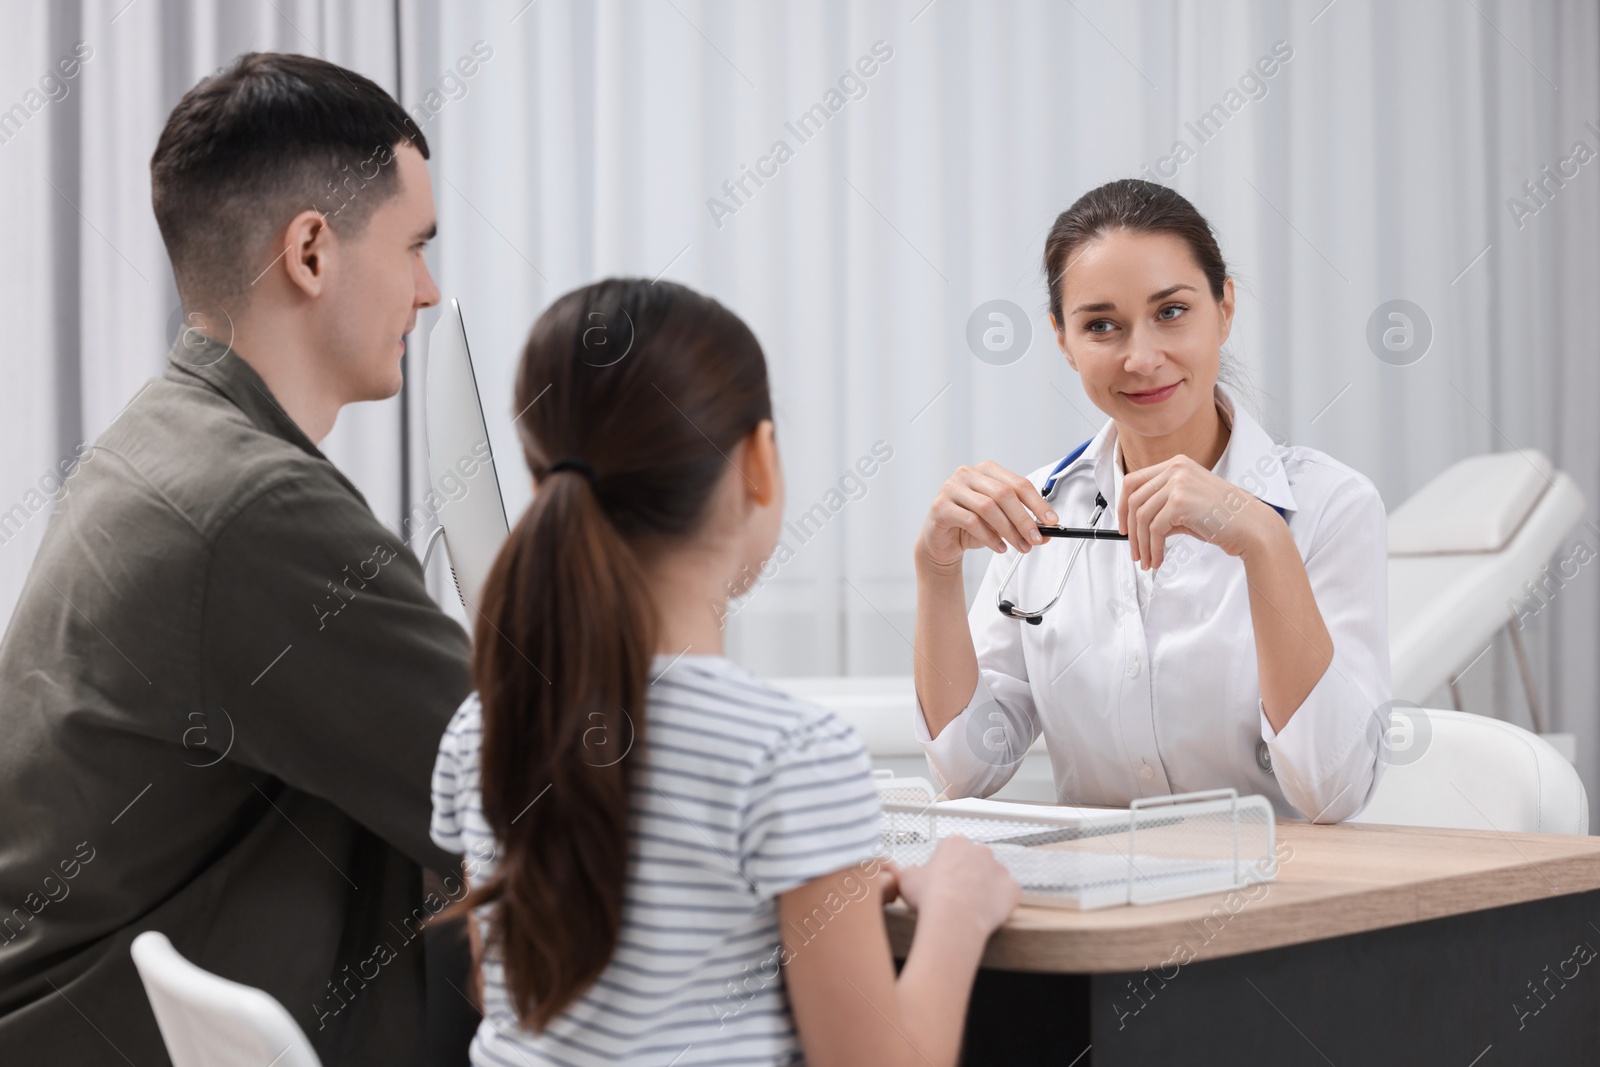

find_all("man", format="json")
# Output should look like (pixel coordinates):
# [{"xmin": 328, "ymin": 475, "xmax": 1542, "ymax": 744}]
[{"xmin": 0, "ymin": 53, "xmax": 475, "ymax": 1065}]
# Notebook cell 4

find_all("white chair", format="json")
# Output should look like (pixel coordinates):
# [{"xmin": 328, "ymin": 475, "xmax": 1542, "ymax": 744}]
[
  {"xmin": 771, "ymin": 675, "xmax": 1057, "ymax": 802},
  {"xmin": 1351, "ymin": 707, "xmax": 1588, "ymax": 834},
  {"xmin": 778, "ymin": 678, "xmax": 1589, "ymax": 833},
  {"xmin": 1387, "ymin": 450, "xmax": 1586, "ymax": 732},
  {"xmin": 130, "ymin": 931, "xmax": 322, "ymax": 1067}
]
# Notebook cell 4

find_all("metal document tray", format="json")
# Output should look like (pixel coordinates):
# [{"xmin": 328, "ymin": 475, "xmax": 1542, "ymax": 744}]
[{"xmin": 876, "ymin": 777, "xmax": 1277, "ymax": 910}]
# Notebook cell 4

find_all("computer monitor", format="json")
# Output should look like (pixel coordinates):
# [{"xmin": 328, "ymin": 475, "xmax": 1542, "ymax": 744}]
[{"xmin": 424, "ymin": 299, "xmax": 510, "ymax": 615}]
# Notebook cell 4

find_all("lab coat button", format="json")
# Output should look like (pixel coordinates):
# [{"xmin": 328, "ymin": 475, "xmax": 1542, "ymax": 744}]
[
  {"xmin": 1138, "ymin": 762, "xmax": 1154, "ymax": 781},
  {"xmin": 1126, "ymin": 658, "xmax": 1141, "ymax": 679},
  {"xmin": 1256, "ymin": 739, "xmax": 1273, "ymax": 773}
]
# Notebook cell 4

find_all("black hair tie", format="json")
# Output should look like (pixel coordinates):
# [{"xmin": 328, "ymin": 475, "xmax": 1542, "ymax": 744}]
[{"xmin": 546, "ymin": 457, "xmax": 600, "ymax": 489}]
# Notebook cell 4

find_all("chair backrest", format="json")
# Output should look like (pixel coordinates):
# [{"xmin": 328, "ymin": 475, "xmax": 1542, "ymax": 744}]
[
  {"xmin": 770, "ymin": 674, "xmax": 1059, "ymax": 801},
  {"xmin": 1351, "ymin": 707, "xmax": 1588, "ymax": 835},
  {"xmin": 129, "ymin": 931, "xmax": 322, "ymax": 1067}
]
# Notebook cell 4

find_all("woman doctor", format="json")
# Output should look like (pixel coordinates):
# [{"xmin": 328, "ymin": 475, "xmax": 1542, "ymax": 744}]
[{"xmin": 913, "ymin": 179, "xmax": 1391, "ymax": 823}]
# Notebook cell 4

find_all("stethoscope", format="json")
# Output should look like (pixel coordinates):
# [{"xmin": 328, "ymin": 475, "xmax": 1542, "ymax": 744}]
[
  {"xmin": 996, "ymin": 438, "xmax": 1292, "ymax": 625},
  {"xmin": 995, "ymin": 439, "xmax": 1127, "ymax": 625}
]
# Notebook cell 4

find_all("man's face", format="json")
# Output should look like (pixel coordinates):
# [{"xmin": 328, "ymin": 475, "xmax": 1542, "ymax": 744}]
[{"xmin": 323, "ymin": 142, "xmax": 439, "ymax": 401}]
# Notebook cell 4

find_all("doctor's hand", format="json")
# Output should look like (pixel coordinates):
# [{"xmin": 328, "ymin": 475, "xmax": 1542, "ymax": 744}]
[
  {"xmin": 916, "ymin": 461, "xmax": 1059, "ymax": 572},
  {"xmin": 1118, "ymin": 454, "xmax": 1278, "ymax": 570}
]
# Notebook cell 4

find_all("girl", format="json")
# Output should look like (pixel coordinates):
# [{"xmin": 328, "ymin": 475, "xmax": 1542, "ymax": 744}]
[
  {"xmin": 431, "ymin": 278, "xmax": 1018, "ymax": 1066},
  {"xmin": 913, "ymin": 179, "xmax": 1392, "ymax": 824}
]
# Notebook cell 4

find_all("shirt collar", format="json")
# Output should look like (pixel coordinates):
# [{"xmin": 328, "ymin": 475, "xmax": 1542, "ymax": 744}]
[
  {"xmin": 1078, "ymin": 382, "xmax": 1297, "ymax": 515},
  {"xmin": 161, "ymin": 333, "xmax": 324, "ymax": 459}
]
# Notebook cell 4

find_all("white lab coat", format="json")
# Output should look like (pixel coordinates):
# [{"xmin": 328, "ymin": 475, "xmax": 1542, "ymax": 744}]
[{"xmin": 915, "ymin": 384, "xmax": 1392, "ymax": 823}]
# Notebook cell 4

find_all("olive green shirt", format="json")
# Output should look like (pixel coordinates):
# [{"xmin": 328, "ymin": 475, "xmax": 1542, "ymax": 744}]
[{"xmin": 0, "ymin": 337, "xmax": 472, "ymax": 1065}]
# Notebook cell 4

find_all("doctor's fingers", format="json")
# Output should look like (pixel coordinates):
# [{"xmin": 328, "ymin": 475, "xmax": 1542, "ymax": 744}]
[
  {"xmin": 970, "ymin": 461, "xmax": 1057, "ymax": 526},
  {"xmin": 941, "ymin": 485, "xmax": 1033, "ymax": 554},
  {"xmin": 1128, "ymin": 481, "xmax": 1177, "ymax": 570},
  {"xmin": 928, "ymin": 494, "xmax": 1006, "ymax": 554},
  {"xmin": 949, "ymin": 475, "xmax": 1045, "ymax": 554},
  {"xmin": 1143, "ymin": 496, "xmax": 1198, "ymax": 572},
  {"xmin": 1117, "ymin": 456, "xmax": 1194, "ymax": 535},
  {"xmin": 1117, "ymin": 461, "xmax": 1174, "ymax": 542}
]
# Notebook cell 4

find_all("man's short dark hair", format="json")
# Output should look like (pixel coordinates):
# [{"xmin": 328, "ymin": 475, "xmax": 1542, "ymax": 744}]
[{"xmin": 151, "ymin": 52, "xmax": 430, "ymax": 306}]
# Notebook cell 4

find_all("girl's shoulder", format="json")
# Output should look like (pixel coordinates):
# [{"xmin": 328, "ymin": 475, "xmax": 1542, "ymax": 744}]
[
  {"xmin": 437, "ymin": 691, "xmax": 485, "ymax": 760},
  {"xmin": 650, "ymin": 656, "xmax": 869, "ymax": 771},
  {"xmin": 429, "ymin": 693, "xmax": 486, "ymax": 858}
]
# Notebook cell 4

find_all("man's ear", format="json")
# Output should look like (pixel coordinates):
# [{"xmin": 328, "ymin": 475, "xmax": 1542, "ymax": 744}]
[
  {"xmin": 276, "ymin": 209, "xmax": 334, "ymax": 299},
  {"xmin": 742, "ymin": 419, "xmax": 779, "ymax": 508},
  {"xmin": 1049, "ymin": 313, "xmax": 1077, "ymax": 371}
]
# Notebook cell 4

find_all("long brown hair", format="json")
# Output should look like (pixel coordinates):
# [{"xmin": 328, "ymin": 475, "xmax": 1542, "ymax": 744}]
[{"xmin": 463, "ymin": 278, "xmax": 772, "ymax": 1032}]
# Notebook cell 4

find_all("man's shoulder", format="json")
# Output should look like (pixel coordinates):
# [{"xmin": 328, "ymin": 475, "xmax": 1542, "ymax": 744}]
[{"xmin": 86, "ymin": 373, "xmax": 361, "ymax": 544}]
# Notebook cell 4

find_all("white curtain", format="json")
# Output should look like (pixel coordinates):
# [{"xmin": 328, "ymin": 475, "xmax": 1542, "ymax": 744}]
[{"xmin": 5, "ymin": 0, "xmax": 1598, "ymax": 819}]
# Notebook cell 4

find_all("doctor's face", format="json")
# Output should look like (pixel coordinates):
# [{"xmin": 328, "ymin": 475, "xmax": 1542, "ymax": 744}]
[{"xmin": 1051, "ymin": 229, "xmax": 1234, "ymax": 439}]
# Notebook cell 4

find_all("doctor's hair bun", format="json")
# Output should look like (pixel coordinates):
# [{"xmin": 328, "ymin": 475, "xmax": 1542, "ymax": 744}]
[{"xmin": 1042, "ymin": 179, "xmax": 1229, "ymax": 325}]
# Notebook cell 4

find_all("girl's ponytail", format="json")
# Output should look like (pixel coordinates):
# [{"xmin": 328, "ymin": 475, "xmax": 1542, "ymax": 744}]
[{"xmin": 469, "ymin": 459, "xmax": 654, "ymax": 1031}]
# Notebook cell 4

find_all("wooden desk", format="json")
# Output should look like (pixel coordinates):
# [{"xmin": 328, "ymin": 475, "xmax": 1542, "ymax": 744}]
[{"xmin": 887, "ymin": 820, "xmax": 1600, "ymax": 1066}]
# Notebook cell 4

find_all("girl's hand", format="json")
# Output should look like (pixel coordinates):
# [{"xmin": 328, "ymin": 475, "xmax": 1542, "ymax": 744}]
[
  {"xmin": 874, "ymin": 859, "xmax": 901, "ymax": 905},
  {"xmin": 1117, "ymin": 454, "xmax": 1275, "ymax": 570},
  {"xmin": 895, "ymin": 837, "xmax": 1020, "ymax": 938},
  {"xmin": 916, "ymin": 462, "xmax": 1058, "ymax": 571}
]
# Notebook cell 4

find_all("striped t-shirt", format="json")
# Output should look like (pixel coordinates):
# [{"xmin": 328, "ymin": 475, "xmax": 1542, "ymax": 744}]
[{"xmin": 429, "ymin": 652, "xmax": 884, "ymax": 1067}]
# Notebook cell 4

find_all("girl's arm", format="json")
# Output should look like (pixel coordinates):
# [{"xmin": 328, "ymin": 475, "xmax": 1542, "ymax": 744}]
[{"xmin": 780, "ymin": 837, "xmax": 1019, "ymax": 1067}]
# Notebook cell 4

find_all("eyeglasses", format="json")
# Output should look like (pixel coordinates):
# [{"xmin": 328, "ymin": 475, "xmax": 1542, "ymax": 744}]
[{"xmin": 996, "ymin": 492, "xmax": 1128, "ymax": 624}]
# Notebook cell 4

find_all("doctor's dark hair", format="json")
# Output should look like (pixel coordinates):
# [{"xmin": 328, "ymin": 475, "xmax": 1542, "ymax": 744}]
[
  {"xmin": 1042, "ymin": 179, "xmax": 1229, "ymax": 327},
  {"xmin": 151, "ymin": 52, "xmax": 429, "ymax": 306},
  {"xmin": 463, "ymin": 278, "xmax": 772, "ymax": 1033}
]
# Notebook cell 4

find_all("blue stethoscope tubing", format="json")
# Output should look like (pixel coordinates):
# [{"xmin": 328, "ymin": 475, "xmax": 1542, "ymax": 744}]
[{"xmin": 1038, "ymin": 438, "xmax": 1094, "ymax": 499}]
